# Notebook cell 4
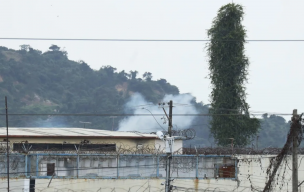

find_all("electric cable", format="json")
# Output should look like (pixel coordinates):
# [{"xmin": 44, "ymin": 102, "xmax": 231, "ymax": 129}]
[
  {"xmin": 1, "ymin": 37, "xmax": 304, "ymax": 42},
  {"xmin": 0, "ymin": 113, "xmax": 293, "ymax": 116},
  {"xmin": 141, "ymin": 108, "xmax": 166, "ymax": 131}
]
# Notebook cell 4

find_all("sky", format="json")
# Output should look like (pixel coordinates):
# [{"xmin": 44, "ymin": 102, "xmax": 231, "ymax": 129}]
[{"xmin": 0, "ymin": 0, "xmax": 304, "ymax": 118}]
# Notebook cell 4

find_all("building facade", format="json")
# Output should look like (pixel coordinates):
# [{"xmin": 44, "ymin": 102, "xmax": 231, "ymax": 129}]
[{"xmin": 0, "ymin": 127, "xmax": 183, "ymax": 154}]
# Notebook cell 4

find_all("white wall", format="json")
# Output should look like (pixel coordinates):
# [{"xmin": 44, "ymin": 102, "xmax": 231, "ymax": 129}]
[
  {"xmin": 236, "ymin": 155, "xmax": 304, "ymax": 192},
  {"xmin": 0, "ymin": 179, "xmax": 29, "ymax": 192},
  {"xmin": 0, "ymin": 178, "xmax": 239, "ymax": 192}
]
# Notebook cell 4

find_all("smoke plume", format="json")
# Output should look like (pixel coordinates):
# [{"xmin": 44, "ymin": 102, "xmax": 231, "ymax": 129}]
[{"xmin": 118, "ymin": 93, "xmax": 198, "ymax": 132}]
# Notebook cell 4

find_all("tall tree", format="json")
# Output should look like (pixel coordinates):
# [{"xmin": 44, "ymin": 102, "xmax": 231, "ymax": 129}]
[
  {"xmin": 143, "ymin": 72, "xmax": 152, "ymax": 81},
  {"xmin": 207, "ymin": 3, "xmax": 260, "ymax": 146},
  {"xmin": 129, "ymin": 70, "xmax": 138, "ymax": 80},
  {"xmin": 49, "ymin": 45, "xmax": 60, "ymax": 51},
  {"xmin": 19, "ymin": 44, "xmax": 31, "ymax": 52}
]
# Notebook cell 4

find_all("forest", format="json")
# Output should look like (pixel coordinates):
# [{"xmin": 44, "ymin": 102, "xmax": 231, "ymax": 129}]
[{"xmin": 0, "ymin": 45, "xmax": 290, "ymax": 148}]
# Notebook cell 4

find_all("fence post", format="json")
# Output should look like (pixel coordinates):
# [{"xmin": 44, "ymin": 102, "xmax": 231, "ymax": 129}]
[
  {"xmin": 25, "ymin": 155, "xmax": 28, "ymax": 177},
  {"xmin": 157, "ymin": 155, "xmax": 159, "ymax": 177},
  {"xmin": 117, "ymin": 154, "xmax": 120, "ymax": 178},
  {"xmin": 28, "ymin": 155, "xmax": 31, "ymax": 177},
  {"xmin": 196, "ymin": 155, "xmax": 199, "ymax": 178},
  {"xmin": 234, "ymin": 158, "xmax": 237, "ymax": 179},
  {"xmin": 77, "ymin": 155, "xmax": 79, "ymax": 178},
  {"xmin": 36, "ymin": 154, "xmax": 39, "ymax": 177}
]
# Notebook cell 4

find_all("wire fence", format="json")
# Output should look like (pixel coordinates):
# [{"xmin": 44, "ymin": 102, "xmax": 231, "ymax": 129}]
[
  {"xmin": 2, "ymin": 153, "xmax": 304, "ymax": 192},
  {"xmin": 0, "ymin": 153, "xmax": 235, "ymax": 179}
]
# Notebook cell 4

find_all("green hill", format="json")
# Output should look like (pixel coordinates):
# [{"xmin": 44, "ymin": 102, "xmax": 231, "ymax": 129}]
[
  {"xmin": 0, "ymin": 45, "xmax": 199, "ymax": 130},
  {"xmin": 0, "ymin": 45, "xmax": 291, "ymax": 148}
]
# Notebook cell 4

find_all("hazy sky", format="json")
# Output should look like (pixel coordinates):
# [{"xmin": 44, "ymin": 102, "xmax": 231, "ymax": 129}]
[{"xmin": 1, "ymin": 0, "xmax": 304, "ymax": 117}]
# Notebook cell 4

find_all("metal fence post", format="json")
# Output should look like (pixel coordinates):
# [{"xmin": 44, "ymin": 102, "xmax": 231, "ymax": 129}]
[
  {"xmin": 77, "ymin": 155, "xmax": 79, "ymax": 178},
  {"xmin": 196, "ymin": 155, "xmax": 199, "ymax": 178},
  {"xmin": 234, "ymin": 158, "xmax": 237, "ymax": 179},
  {"xmin": 28, "ymin": 155, "xmax": 31, "ymax": 177},
  {"xmin": 36, "ymin": 154, "xmax": 39, "ymax": 177},
  {"xmin": 25, "ymin": 155, "xmax": 28, "ymax": 177},
  {"xmin": 157, "ymin": 155, "xmax": 159, "ymax": 177},
  {"xmin": 117, "ymin": 154, "xmax": 120, "ymax": 178}
]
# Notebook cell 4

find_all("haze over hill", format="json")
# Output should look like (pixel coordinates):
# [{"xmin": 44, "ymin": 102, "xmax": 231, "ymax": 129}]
[{"xmin": 0, "ymin": 45, "xmax": 290, "ymax": 148}]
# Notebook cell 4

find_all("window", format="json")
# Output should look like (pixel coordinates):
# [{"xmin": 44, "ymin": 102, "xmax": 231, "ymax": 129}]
[
  {"xmin": 47, "ymin": 163, "xmax": 55, "ymax": 176},
  {"xmin": 13, "ymin": 143, "xmax": 116, "ymax": 152}
]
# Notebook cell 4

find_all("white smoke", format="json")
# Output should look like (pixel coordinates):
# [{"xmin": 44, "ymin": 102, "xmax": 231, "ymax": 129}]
[{"xmin": 118, "ymin": 93, "xmax": 198, "ymax": 132}]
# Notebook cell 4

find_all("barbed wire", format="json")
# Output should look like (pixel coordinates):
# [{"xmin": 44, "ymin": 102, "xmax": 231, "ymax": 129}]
[
  {"xmin": 0, "ymin": 141, "xmax": 184, "ymax": 155},
  {"xmin": 262, "ymin": 114, "xmax": 303, "ymax": 192},
  {"xmin": 6, "ymin": 141, "xmax": 304, "ymax": 156},
  {"xmin": 183, "ymin": 146, "xmax": 304, "ymax": 155}
]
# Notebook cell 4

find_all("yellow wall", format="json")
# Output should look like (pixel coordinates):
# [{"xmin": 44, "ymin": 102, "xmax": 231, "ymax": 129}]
[{"xmin": 1, "ymin": 137, "xmax": 157, "ymax": 151}]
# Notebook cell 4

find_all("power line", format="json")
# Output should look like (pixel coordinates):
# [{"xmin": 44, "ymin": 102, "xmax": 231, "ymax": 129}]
[
  {"xmin": 1, "ymin": 37, "xmax": 304, "ymax": 42},
  {"xmin": 0, "ymin": 113, "xmax": 292, "ymax": 116},
  {"xmin": 142, "ymin": 108, "xmax": 166, "ymax": 131}
]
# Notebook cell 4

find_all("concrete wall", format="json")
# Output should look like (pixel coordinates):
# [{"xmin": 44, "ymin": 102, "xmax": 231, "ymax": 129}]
[
  {"xmin": 0, "ymin": 178, "xmax": 239, "ymax": 192},
  {"xmin": 3, "ymin": 177, "xmax": 298, "ymax": 192},
  {"xmin": 23, "ymin": 154, "xmax": 229, "ymax": 178},
  {"xmin": 0, "ymin": 179, "xmax": 29, "ymax": 192}
]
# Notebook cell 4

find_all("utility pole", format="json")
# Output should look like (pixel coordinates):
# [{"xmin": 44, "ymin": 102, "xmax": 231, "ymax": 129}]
[
  {"xmin": 159, "ymin": 100, "xmax": 186, "ymax": 192},
  {"xmin": 5, "ymin": 96, "xmax": 9, "ymax": 192},
  {"xmin": 109, "ymin": 116, "xmax": 117, "ymax": 131},
  {"xmin": 292, "ymin": 109, "xmax": 300, "ymax": 192},
  {"xmin": 165, "ymin": 100, "xmax": 173, "ymax": 192},
  {"xmin": 256, "ymin": 136, "xmax": 259, "ymax": 150},
  {"xmin": 168, "ymin": 100, "xmax": 172, "ymax": 137}
]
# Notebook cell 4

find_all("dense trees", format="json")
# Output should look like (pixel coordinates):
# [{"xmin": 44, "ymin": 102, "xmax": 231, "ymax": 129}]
[
  {"xmin": 0, "ymin": 45, "xmax": 180, "ymax": 130},
  {"xmin": 207, "ymin": 4, "xmax": 260, "ymax": 146},
  {"xmin": 258, "ymin": 114, "xmax": 290, "ymax": 148}
]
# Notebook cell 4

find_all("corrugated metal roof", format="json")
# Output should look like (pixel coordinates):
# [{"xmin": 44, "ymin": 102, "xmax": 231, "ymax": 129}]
[{"xmin": 0, "ymin": 127, "xmax": 158, "ymax": 139}]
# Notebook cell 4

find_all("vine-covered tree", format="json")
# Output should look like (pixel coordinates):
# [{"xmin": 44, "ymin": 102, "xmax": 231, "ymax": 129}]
[{"xmin": 207, "ymin": 3, "xmax": 260, "ymax": 146}]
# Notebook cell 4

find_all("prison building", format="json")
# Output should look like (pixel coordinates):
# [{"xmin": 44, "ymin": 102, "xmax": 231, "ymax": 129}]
[{"xmin": 0, "ymin": 127, "xmax": 183, "ymax": 153}]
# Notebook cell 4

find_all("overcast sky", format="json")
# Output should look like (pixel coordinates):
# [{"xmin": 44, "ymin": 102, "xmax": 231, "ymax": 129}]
[{"xmin": 1, "ymin": 0, "xmax": 304, "ymax": 118}]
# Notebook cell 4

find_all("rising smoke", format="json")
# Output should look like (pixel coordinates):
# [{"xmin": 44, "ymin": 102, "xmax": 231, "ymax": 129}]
[{"xmin": 118, "ymin": 93, "xmax": 198, "ymax": 132}]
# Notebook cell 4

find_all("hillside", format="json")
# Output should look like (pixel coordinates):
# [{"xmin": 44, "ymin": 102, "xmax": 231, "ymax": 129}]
[
  {"xmin": 0, "ymin": 45, "xmax": 291, "ymax": 148},
  {"xmin": 0, "ymin": 45, "xmax": 184, "ymax": 127},
  {"xmin": 0, "ymin": 45, "xmax": 212, "ymax": 133}
]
